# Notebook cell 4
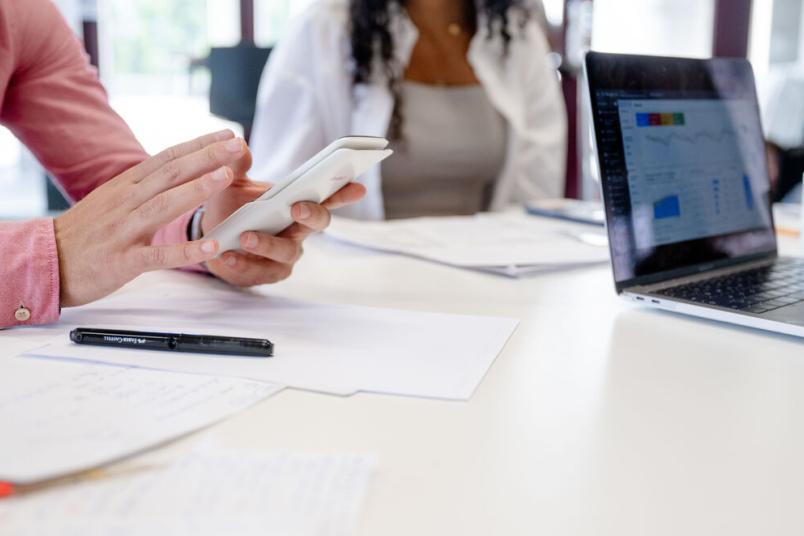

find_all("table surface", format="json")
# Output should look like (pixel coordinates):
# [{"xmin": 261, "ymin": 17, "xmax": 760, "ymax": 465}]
[
  {"xmin": 216, "ymin": 218, "xmax": 804, "ymax": 536},
  {"xmin": 15, "ymin": 216, "xmax": 804, "ymax": 535}
]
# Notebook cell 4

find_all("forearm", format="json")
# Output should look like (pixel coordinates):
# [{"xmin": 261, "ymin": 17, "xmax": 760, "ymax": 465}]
[{"xmin": 0, "ymin": 219, "xmax": 61, "ymax": 328}]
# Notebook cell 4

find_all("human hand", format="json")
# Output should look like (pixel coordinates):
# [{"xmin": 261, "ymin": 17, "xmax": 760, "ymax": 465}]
[
  {"xmin": 54, "ymin": 130, "xmax": 248, "ymax": 307},
  {"xmin": 201, "ymin": 177, "xmax": 366, "ymax": 287}
]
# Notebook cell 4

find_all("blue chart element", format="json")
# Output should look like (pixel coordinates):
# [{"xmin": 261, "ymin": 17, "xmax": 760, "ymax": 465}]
[
  {"xmin": 742, "ymin": 175, "xmax": 754, "ymax": 210},
  {"xmin": 636, "ymin": 113, "xmax": 650, "ymax": 127},
  {"xmin": 653, "ymin": 195, "xmax": 681, "ymax": 220}
]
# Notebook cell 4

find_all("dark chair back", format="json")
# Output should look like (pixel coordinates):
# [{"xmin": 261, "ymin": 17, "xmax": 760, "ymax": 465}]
[
  {"xmin": 46, "ymin": 176, "xmax": 71, "ymax": 212},
  {"xmin": 208, "ymin": 45, "xmax": 272, "ymax": 141}
]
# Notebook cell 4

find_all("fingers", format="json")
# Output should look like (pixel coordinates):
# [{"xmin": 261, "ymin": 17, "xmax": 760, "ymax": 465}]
[
  {"xmin": 209, "ymin": 227, "xmax": 307, "ymax": 288},
  {"xmin": 279, "ymin": 183, "xmax": 365, "ymax": 241},
  {"xmin": 321, "ymin": 182, "xmax": 366, "ymax": 210},
  {"xmin": 132, "ymin": 137, "xmax": 249, "ymax": 207},
  {"xmin": 131, "ymin": 129, "xmax": 235, "ymax": 180},
  {"xmin": 135, "ymin": 239, "xmax": 220, "ymax": 273},
  {"xmin": 276, "ymin": 201, "xmax": 332, "ymax": 242},
  {"xmin": 212, "ymin": 253, "xmax": 294, "ymax": 287},
  {"xmin": 131, "ymin": 166, "xmax": 234, "ymax": 234},
  {"xmin": 239, "ymin": 232, "xmax": 303, "ymax": 264},
  {"xmin": 292, "ymin": 201, "xmax": 332, "ymax": 232}
]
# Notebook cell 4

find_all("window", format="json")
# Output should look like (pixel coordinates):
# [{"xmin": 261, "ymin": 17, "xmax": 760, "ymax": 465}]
[
  {"xmin": 255, "ymin": 0, "xmax": 305, "ymax": 47},
  {"xmin": 591, "ymin": 0, "xmax": 716, "ymax": 59},
  {"xmin": 542, "ymin": 0, "xmax": 564, "ymax": 27},
  {"xmin": 96, "ymin": 0, "xmax": 244, "ymax": 154},
  {"xmin": 0, "ymin": 130, "xmax": 45, "ymax": 219},
  {"xmin": 750, "ymin": 0, "xmax": 804, "ymax": 117}
]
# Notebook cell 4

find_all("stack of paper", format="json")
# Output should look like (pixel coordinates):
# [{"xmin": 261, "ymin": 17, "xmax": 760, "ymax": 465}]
[
  {"xmin": 525, "ymin": 198, "xmax": 606, "ymax": 227},
  {"xmin": 324, "ymin": 213, "xmax": 609, "ymax": 277},
  {"xmin": 0, "ymin": 443, "xmax": 375, "ymax": 536},
  {"xmin": 0, "ymin": 352, "xmax": 281, "ymax": 484},
  {"xmin": 25, "ymin": 271, "xmax": 518, "ymax": 400}
]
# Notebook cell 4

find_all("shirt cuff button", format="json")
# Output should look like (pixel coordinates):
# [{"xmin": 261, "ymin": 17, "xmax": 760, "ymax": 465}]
[{"xmin": 15, "ymin": 306, "xmax": 31, "ymax": 322}]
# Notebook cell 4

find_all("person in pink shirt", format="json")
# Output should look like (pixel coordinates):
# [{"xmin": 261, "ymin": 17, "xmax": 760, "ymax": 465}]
[{"xmin": 0, "ymin": 0, "xmax": 365, "ymax": 329}]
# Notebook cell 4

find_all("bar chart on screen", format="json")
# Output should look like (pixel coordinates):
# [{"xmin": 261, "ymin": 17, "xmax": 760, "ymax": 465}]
[
  {"xmin": 653, "ymin": 194, "xmax": 682, "ymax": 220},
  {"xmin": 618, "ymin": 98, "xmax": 768, "ymax": 250}
]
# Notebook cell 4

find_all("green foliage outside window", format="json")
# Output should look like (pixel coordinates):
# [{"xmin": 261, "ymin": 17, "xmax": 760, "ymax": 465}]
[{"xmin": 106, "ymin": 0, "xmax": 208, "ymax": 77}]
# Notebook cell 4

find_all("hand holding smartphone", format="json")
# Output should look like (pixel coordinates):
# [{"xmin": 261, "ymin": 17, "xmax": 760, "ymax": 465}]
[{"xmin": 206, "ymin": 136, "xmax": 392, "ymax": 255}]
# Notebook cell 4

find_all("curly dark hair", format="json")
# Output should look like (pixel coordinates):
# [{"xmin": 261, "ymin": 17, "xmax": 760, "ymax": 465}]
[{"xmin": 349, "ymin": 0, "xmax": 530, "ymax": 139}]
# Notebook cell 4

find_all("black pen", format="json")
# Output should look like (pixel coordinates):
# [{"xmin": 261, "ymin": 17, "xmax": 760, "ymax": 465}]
[{"xmin": 69, "ymin": 328, "xmax": 273, "ymax": 358}]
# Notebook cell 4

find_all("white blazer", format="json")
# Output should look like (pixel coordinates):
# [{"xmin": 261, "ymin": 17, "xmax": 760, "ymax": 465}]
[{"xmin": 250, "ymin": 0, "xmax": 567, "ymax": 220}]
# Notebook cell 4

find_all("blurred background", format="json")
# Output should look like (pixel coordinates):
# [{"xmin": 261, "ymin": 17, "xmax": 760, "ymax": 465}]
[{"xmin": 1, "ymin": 0, "xmax": 800, "ymax": 219}]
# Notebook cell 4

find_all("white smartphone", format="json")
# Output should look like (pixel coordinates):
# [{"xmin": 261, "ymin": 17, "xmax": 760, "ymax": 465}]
[{"xmin": 206, "ymin": 136, "xmax": 392, "ymax": 255}]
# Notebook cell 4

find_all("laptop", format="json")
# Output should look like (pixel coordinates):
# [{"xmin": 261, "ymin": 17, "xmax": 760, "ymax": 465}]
[{"xmin": 585, "ymin": 51, "xmax": 804, "ymax": 339}]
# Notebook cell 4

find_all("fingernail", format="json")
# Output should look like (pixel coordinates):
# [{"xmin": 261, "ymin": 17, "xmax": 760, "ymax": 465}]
[
  {"xmin": 212, "ymin": 167, "xmax": 229, "ymax": 182},
  {"xmin": 224, "ymin": 255, "xmax": 237, "ymax": 267},
  {"xmin": 201, "ymin": 240, "xmax": 217, "ymax": 254},
  {"xmin": 215, "ymin": 129, "xmax": 234, "ymax": 141},
  {"xmin": 244, "ymin": 233, "xmax": 258, "ymax": 249},
  {"xmin": 297, "ymin": 204, "xmax": 311, "ymax": 220},
  {"xmin": 224, "ymin": 138, "xmax": 244, "ymax": 153}
]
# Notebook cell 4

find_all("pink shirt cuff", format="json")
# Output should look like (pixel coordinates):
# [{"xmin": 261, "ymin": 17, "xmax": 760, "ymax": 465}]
[
  {"xmin": 151, "ymin": 209, "xmax": 209, "ymax": 274},
  {"xmin": 0, "ymin": 211, "xmax": 208, "ymax": 330},
  {"xmin": 0, "ymin": 218, "xmax": 61, "ymax": 328}
]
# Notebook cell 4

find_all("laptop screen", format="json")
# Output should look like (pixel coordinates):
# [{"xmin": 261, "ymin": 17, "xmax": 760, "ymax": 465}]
[{"xmin": 585, "ymin": 53, "xmax": 777, "ymax": 292}]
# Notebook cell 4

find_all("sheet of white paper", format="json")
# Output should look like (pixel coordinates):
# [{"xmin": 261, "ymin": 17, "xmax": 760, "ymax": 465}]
[
  {"xmin": 0, "ymin": 335, "xmax": 51, "ymax": 357},
  {"xmin": 0, "ymin": 357, "xmax": 282, "ymax": 483},
  {"xmin": 325, "ymin": 213, "xmax": 609, "ymax": 270},
  {"xmin": 26, "ymin": 272, "xmax": 518, "ymax": 400},
  {"xmin": 0, "ymin": 444, "xmax": 375, "ymax": 536}
]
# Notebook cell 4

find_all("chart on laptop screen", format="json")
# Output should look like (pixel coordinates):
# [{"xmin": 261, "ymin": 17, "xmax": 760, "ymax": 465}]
[{"xmin": 617, "ymin": 98, "xmax": 767, "ymax": 251}]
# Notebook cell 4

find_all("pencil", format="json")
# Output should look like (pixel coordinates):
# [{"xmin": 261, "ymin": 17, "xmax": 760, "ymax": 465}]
[
  {"xmin": 0, "ymin": 481, "xmax": 15, "ymax": 499},
  {"xmin": 776, "ymin": 227, "xmax": 800, "ymax": 238}
]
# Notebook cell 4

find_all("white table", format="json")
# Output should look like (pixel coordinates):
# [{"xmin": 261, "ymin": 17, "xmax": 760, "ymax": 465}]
[
  {"xmin": 186, "ymin": 221, "xmax": 804, "ymax": 536},
  {"xmin": 16, "ymin": 217, "xmax": 804, "ymax": 535}
]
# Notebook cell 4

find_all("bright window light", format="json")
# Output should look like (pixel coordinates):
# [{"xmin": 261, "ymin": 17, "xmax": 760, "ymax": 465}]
[{"xmin": 592, "ymin": 0, "xmax": 715, "ymax": 59}]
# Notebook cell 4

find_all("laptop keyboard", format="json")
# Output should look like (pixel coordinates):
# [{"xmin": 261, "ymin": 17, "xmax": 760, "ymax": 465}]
[{"xmin": 655, "ymin": 258, "xmax": 804, "ymax": 314}]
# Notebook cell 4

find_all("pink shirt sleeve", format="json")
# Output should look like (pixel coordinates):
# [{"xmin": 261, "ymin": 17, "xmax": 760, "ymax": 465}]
[
  {"xmin": 0, "ymin": 0, "xmax": 203, "ymax": 329},
  {"xmin": 0, "ymin": 220, "xmax": 61, "ymax": 327}
]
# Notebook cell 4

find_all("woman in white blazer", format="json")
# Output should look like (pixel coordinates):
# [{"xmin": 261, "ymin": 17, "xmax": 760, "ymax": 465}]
[{"xmin": 250, "ymin": 0, "xmax": 567, "ymax": 220}]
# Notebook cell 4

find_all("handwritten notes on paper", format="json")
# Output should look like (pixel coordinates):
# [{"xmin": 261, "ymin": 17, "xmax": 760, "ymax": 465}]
[
  {"xmin": 0, "ymin": 445, "xmax": 375, "ymax": 536},
  {"xmin": 0, "ymin": 357, "xmax": 282, "ymax": 483}
]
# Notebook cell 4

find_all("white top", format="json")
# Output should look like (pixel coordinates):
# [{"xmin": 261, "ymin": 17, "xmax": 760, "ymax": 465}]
[
  {"xmin": 249, "ymin": 0, "xmax": 567, "ymax": 220},
  {"xmin": 382, "ymin": 82, "xmax": 507, "ymax": 219}
]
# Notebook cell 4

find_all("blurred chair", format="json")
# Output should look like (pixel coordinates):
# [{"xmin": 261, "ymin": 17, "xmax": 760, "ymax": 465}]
[
  {"xmin": 205, "ymin": 45, "xmax": 272, "ymax": 142},
  {"xmin": 45, "ymin": 176, "xmax": 70, "ymax": 212},
  {"xmin": 774, "ymin": 147, "xmax": 804, "ymax": 202}
]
